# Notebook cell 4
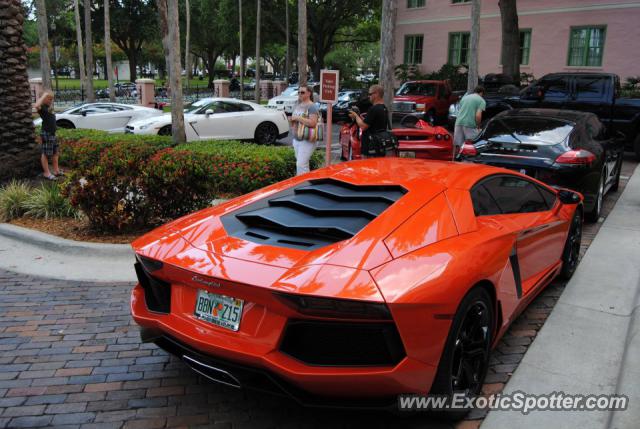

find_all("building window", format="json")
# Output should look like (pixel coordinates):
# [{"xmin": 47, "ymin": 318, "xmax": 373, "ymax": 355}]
[
  {"xmin": 520, "ymin": 29, "xmax": 532, "ymax": 65},
  {"xmin": 407, "ymin": 0, "xmax": 425, "ymax": 8},
  {"xmin": 404, "ymin": 35, "xmax": 424, "ymax": 64},
  {"xmin": 448, "ymin": 32, "xmax": 470, "ymax": 65},
  {"xmin": 568, "ymin": 26, "xmax": 606, "ymax": 67},
  {"xmin": 452, "ymin": 0, "xmax": 470, "ymax": 3}
]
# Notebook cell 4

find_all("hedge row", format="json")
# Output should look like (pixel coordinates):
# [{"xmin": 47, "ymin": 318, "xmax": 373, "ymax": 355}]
[{"xmin": 60, "ymin": 130, "xmax": 323, "ymax": 231}]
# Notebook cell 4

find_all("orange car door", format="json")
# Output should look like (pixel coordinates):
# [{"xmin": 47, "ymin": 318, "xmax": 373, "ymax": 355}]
[{"xmin": 478, "ymin": 175, "xmax": 566, "ymax": 296}]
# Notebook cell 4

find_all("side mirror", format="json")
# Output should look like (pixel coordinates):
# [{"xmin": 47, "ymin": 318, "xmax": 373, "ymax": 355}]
[
  {"xmin": 205, "ymin": 109, "xmax": 214, "ymax": 116},
  {"xmin": 81, "ymin": 111, "xmax": 87, "ymax": 116},
  {"xmin": 557, "ymin": 189, "xmax": 581, "ymax": 205}
]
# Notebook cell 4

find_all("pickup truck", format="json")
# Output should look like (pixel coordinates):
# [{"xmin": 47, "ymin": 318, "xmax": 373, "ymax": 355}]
[
  {"xmin": 449, "ymin": 73, "xmax": 640, "ymax": 159},
  {"xmin": 393, "ymin": 80, "xmax": 458, "ymax": 124}
]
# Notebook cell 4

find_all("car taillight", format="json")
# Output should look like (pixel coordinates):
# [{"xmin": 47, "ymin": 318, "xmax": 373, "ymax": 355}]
[
  {"xmin": 435, "ymin": 134, "xmax": 443, "ymax": 140},
  {"xmin": 274, "ymin": 292, "xmax": 392, "ymax": 320},
  {"xmin": 444, "ymin": 134, "xmax": 451, "ymax": 140},
  {"xmin": 460, "ymin": 142, "xmax": 478, "ymax": 156},
  {"xmin": 555, "ymin": 149, "xmax": 596, "ymax": 165}
]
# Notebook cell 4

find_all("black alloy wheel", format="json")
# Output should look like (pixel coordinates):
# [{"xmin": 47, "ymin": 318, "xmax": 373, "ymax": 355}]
[
  {"xmin": 255, "ymin": 122, "xmax": 278, "ymax": 145},
  {"xmin": 611, "ymin": 157, "xmax": 622, "ymax": 192},
  {"xmin": 634, "ymin": 134, "xmax": 640, "ymax": 162},
  {"xmin": 559, "ymin": 208, "xmax": 583, "ymax": 280},
  {"xmin": 586, "ymin": 169, "xmax": 605, "ymax": 223},
  {"xmin": 158, "ymin": 125, "xmax": 172, "ymax": 136},
  {"xmin": 431, "ymin": 287, "xmax": 493, "ymax": 419}
]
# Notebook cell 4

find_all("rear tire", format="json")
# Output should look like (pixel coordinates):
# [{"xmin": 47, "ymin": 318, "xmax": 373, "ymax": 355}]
[
  {"xmin": 255, "ymin": 122, "xmax": 278, "ymax": 145},
  {"xmin": 430, "ymin": 287, "xmax": 493, "ymax": 420},
  {"xmin": 611, "ymin": 157, "xmax": 622, "ymax": 192},
  {"xmin": 585, "ymin": 169, "xmax": 605, "ymax": 223},
  {"xmin": 559, "ymin": 208, "xmax": 583, "ymax": 280}
]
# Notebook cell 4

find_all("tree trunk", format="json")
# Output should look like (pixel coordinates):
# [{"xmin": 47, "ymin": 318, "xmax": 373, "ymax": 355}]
[
  {"xmin": 297, "ymin": 0, "xmax": 307, "ymax": 86},
  {"xmin": 156, "ymin": 0, "xmax": 170, "ymax": 84},
  {"xmin": 285, "ymin": 0, "xmax": 290, "ymax": 80},
  {"xmin": 379, "ymin": 0, "xmax": 396, "ymax": 117},
  {"xmin": 239, "ymin": 0, "xmax": 244, "ymax": 99},
  {"xmin": 499, "ymin": 0, "xmax": 519, "ymax": 84},
  {"xmin": 167, "ymin": 0, "xmax": 185, "ymax": 143},
  {"xmin": 0, "ymin": 0, "xmax": 40, "ymax": 180},
  {"xmin": 84, "ymin": 0, "xmax": 95, "ymax": 101},
  {"xmin": 127, "ymin": 50, "xmax": 138, "ymax": 83},
  {"xmin": 254, "ymin": 0, "xmax": 261, "ymax": 103},
  {"xmin": 104, "ymin": 0, "xmax": 115, "ymax": 101},
  {"xmin": 185, "ymin": 0, "xmax": 191, "ymax": 81},
  {"xmin": 35, "ymin": 0, "xmax": 52, "ymax": 90},
  {"xmin": 467, "ymin": 0, "xmax": 480, "ymax": 93},
  {"xmin": 73, "ymin": 0, "xmax": 86, "ymax": 88}
]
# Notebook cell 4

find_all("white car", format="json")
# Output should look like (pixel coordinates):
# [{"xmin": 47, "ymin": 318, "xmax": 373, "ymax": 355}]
[
  {"xmin": 266, "ymin": 85, "xmax": 320, "ymax": 114},
  {"xmin": 125, "ymin": 97, "xmax": 290, "ymax": 144},
  {"xmin": 34, "ymin": 102, "xmax": 164, "ymax": 133}
]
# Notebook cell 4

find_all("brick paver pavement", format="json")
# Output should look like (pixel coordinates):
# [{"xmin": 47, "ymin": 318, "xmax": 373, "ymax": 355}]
[{"xmin": 0, "ymin": 156, "xmax": 636, "ymax": 428}]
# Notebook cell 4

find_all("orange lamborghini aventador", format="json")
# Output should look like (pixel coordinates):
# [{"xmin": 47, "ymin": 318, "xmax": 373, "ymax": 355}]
[{"xmin": 131, "ymin": 159, "xmax": 583, "ymax": 408}]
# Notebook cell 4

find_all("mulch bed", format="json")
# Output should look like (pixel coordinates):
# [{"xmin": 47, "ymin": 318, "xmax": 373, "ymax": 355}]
[{"xmin": 8, "ymin": 217, "xmax": 147, "ymax": 244}]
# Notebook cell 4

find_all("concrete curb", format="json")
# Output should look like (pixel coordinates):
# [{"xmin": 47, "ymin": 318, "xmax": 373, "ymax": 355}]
[{"xmin": 0, "ymin": 223, "xmax": 132, "ymax": 257}]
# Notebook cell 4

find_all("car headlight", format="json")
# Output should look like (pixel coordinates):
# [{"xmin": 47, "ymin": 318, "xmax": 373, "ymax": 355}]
[
  {"xmin": 139, "ymin": 121, "xmax": 157, "ymax": 130},
  {"xmin": 416, "ymin": 103, "xmax": 426, "ymax": 111}
]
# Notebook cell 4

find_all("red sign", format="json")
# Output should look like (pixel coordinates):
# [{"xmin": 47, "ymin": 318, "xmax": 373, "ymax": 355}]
[{"xmin": 320, "ymin": 70, "xmax": 339, "ymax": 103}]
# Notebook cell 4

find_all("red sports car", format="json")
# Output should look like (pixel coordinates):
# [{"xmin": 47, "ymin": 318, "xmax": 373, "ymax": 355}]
[
  {"xmin": 131, "ymin": 159, "xmax": 583, "ymax": 410},
  {"xmin": 340, "ymin": 116, "xmax": 453, "ymax": 161}
]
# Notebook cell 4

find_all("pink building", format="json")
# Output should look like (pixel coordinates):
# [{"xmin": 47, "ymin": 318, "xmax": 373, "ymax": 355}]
[{"xmin": 395, "ymin": 0, "xmax": 640, "ymax": 82}]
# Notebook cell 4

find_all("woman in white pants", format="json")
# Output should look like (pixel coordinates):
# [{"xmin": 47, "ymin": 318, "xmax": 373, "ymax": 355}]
[{"xmin": 289, "ymin": 85, "xmax": 319, "ymax": 175}]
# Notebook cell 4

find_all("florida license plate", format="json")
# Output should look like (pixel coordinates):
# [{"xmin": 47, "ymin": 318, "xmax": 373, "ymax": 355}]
[{"xmin": 194, "ymin": 290, "xmax": 244, "ymax": 331}]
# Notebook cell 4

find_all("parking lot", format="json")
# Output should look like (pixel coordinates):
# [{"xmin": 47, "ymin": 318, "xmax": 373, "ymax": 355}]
[{"xmin": 0, "ymin": 154, "xmax": 637, "ymax": 429}]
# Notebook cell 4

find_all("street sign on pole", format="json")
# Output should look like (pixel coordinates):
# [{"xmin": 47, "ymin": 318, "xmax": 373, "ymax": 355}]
[{"xmin": 320, "ymin": 69, "xmax": 339, "ymax": 166}]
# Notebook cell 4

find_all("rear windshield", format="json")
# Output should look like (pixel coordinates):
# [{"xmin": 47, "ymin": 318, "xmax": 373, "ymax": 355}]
[
  {"xmin": 482, "ymin": 117, "xmax": 574, "ymax": 145},
  {"xmin": 396, "ymin": 82, "xmax": 437, "ymax": 97}
]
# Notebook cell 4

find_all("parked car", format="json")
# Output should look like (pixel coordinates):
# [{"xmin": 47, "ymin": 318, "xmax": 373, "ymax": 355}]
[
  {"xmin": 33, "ymin": 102, "xmax": 164, "ymax": 133},
  {"xmin": 394, "ymin": 80, "xmax": 458, "ymax": 124},
  {"xmin": 125, "ymin": 97, "xmax": 289, "ymax": 145},
  {"xmin": 340, "ymin": 112, "xmax": 453, "ymax": 161},
  {"xmin": 95, "ymin": 82, "xmax": 138, "ymax": 99},
  {"xmin": 319, "ymin": 89, "xmax": 370, "ymax": 122},
  {"xmin": 266, "ymin": 84, "xmax": 320, "ymax": 115},
  {"xmin": 449, "ymin": 73, "xmax": 640, "ymax": 160},
  {"xmin": 131, "ymin": 157, "xmax": 583, "ymax": 413},
  {"xmin": 459, "ymin": 109, "xmax": 624, "ymax": 222}
]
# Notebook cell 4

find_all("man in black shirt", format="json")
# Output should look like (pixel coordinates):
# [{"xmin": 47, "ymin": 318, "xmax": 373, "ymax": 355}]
[
  {"xmin": 35, "ymin": 92, "xmax": 62, "ymax": 180},
  {"xmin": 348, "ymin": 85, "xmax": 390, "ymax": 157}
]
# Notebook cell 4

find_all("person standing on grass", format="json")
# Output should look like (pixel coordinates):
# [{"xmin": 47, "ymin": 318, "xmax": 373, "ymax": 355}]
[
  {"xmin": 289, "ymin": 85, "xmax": 319, "ymax": 175},
  {"xmin": 453, "ymin": 85, "xmax": 486, "ymax": 160},
  {"xmin": 35, "ymin": 91, "xmax": 63, "ymax": 181}
]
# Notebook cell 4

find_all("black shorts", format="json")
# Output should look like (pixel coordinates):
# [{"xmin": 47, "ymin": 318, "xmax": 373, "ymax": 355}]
[{"xmin": 40, "ymin": 131, "xmax": 58, "ymax": 156}]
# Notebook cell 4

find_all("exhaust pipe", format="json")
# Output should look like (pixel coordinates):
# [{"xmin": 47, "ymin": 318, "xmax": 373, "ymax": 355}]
[{"xmin": 182, "ymin": 355, "xmax": 242, "ymax": 389}]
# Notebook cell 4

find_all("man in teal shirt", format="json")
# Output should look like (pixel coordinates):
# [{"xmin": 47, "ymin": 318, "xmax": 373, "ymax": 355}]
[{"xmin": 453, "ymin": 85, "xmax": 486, "ymax": 159}]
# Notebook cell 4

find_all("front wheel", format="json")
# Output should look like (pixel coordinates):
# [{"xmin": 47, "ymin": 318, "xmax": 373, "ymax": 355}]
[
  {"xmin": 158, "ymin": 125, "xmax": 172, "ymax": 136},
  {"xmin": 255, "ymin": 122, "xmax": 278, "ymax": 145},
  {"xmin": 56, "ymin": 120, "xmax": 75, "ymax": 129},
  {"xmin": 430, "ymin": 287, "xmax": 493, "ymax": 420},
  {"xmin": 559, "ymin": 208, "xmax": 583, "ymax": 280}
]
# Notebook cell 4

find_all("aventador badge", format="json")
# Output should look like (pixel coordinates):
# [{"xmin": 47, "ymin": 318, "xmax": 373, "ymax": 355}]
[{"xmin": 191, "ymin": 275, "xmax": 221, "ymax": 288}]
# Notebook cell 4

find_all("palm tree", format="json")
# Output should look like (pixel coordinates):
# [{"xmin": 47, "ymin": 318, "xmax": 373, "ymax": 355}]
[
  {"xmin": 73, "ymin": 0, "xmax": 86, "ymax": 91},
  {"xmin": 285, "ymin": 0, "xmax": 290, "ymax": 80},
  {"xmin": 0, "ymin": 0, "xmax": 39, "ymax": 180},
  {"xmin": 185, "ymin": 0, "xmax": 191, "ymax": 81},
  {"xmin": 35, "ymin": 0, "xmax": 52, "ymax": 90},
  {"xmin": 254, "ymin": 0, "xmax": 261, "ymax": 103},
  {"xmin": 297, "ymin": 0, "xmax": 307, "ymax": 86},
  {"xmin": 467, "ymin": 0, "xmax": 480, "ymax": 92},
  {"xmin": 167, "ymin": 0, "xmax": 185, "ymax": 143},
  {"xmin": 104, "ymin": 0, "xmax": 115, "ymax": 101},
  {"xmin": 155, "ymin": 0, "xmax": 170, "ymax": 80},
  {"xmin": 84, "ymin": 0, "xmax": 95, "ymax": 102},
  {"xmin": 239, "ymin": 0, "xmax": 244, "ymax": 99},
  {"xmin": 499, "ymin": 0, "xmax": 520, "ymax": 84},
  {"xmin": 379, "ymin": 0, "xmax": 396, "ymax": 115}
]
